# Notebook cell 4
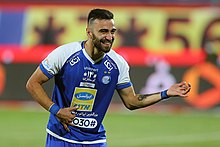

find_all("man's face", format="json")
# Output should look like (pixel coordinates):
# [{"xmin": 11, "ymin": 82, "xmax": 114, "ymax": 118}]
[{"xmin": 89, "ymin": 19, "xmax": 116, "ymax": 53}]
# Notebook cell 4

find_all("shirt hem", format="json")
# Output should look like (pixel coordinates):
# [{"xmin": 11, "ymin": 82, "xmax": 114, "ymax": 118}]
[
  {"xmin": 116, "ymin": 82, "xmax": 132, "ymax": 90},
  {"xmin": 46, "ymin": 128, "xmax": 106, "ymax": 144}
]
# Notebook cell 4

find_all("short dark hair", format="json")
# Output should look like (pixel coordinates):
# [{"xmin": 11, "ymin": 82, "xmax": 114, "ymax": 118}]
[{"xmin": 87, "ymin": 8, "xmax": 114, "ymax": 25}]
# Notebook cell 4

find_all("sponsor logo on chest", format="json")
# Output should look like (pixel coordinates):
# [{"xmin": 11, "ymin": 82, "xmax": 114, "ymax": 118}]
[{"xmin": 71, "ymin": 87, "xmax": 97, "ymax": 111}]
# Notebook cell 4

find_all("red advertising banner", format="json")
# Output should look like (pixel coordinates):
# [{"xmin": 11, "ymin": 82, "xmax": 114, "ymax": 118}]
[{"xmin": 0, "ymin": 45, "xmax": 206, "ymax": 66}]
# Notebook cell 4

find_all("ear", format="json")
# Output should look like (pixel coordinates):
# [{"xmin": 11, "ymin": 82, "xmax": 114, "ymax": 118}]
[{"xmin": 86, "ymin": 28, "xmax": 92, "ymax": 38}]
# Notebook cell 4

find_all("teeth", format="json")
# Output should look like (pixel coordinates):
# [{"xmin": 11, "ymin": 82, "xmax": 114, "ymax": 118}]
[{"xmin": 102, "ymin": 42, "xmax": 110, "ymax": 45}]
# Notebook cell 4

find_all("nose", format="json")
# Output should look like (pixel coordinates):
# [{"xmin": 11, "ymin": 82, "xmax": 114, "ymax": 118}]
[{"xmin": 105, "ymin": 33, "xmax": 114, "ymax": 41}]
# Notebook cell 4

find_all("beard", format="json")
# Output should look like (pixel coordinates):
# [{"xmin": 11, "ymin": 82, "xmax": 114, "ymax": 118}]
[{"xmin": 92, "ymin": 33, "xmax": 114, "ymax": 53}]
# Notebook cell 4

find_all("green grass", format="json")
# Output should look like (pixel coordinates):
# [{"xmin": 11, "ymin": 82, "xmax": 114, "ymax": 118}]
[
  {"xmin": 0, "ymin": 109, "xmax": 48, "ymax": 147},
  {"xmin": 1, "ymin": 108, "xmax": 220, "ymax": 147},
  {"xmin": 104, "ymin": 111, "xmax": 220, "ymax": 147}
]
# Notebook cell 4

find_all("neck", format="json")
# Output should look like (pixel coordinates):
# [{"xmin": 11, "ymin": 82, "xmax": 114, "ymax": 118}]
[{"xmin": 84, "ymin": 40, "xmax": 104, "ymax": 61}]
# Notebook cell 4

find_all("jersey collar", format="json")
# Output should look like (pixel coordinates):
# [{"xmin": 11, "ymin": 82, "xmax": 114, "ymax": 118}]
[{"xmin": 81, "ymin": 41, "xmax": 106, "ymax": 64}]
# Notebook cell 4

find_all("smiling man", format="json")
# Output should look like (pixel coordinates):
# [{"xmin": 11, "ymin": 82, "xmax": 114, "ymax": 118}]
[{"xmin": 26, "ymin": 8, "xmax": 191, "ymax": 147}]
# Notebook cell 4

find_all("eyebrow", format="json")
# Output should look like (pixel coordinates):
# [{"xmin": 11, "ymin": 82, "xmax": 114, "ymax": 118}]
[
  {"xmin": 111, "ymin": 28, "xmax": 117, "ymax": 32},
  {"xmin": 99, "ymin": 28, "xmax": 117, "ymax": 32}
]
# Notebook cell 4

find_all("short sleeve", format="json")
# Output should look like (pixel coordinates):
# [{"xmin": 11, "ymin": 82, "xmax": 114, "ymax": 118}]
[
  {"xmin": 40, "ymin": 42, "xmax": 82, "ymax": 78},
  {"xmin": 115, "ymin": 54, "xmax": 132, "ymax": 90}
]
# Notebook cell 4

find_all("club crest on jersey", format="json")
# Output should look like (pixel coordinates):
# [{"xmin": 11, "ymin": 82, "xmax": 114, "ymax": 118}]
[{"xmin": 102, "ymin": 75, "xmax": 111, "ymax": 84}]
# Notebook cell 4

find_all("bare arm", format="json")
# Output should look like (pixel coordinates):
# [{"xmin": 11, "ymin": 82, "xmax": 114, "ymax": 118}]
[
  {"xmin": 117, "ymin": 81, "xmax": 191, "ymax": 110},
  {"xmin": 26, "ymin": 66, "xmax": 78, "ymax": 131},
  {"xmin": 26, "ymin": 66, "xmax": 53, "ymax": 110}
]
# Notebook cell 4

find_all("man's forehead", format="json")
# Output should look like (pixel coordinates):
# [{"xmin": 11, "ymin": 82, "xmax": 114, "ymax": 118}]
[{"xmin": 92, "ymin": 19, "xmax": 115, "ymax": 28}]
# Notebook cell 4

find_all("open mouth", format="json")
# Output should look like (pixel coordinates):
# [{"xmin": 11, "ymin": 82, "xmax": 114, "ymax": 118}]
[
  {"xmin": 101, "ymin": 40, "xmax": 112, "ymax": 47},
  {"xmin": 102, "ymin": 42, "xmax": 111, "ymax": 46}
]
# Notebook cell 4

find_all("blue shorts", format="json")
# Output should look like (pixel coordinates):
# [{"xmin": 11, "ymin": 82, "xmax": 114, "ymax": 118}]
[{"xmin": 46, "ymin": 133, "xmax": 107, "ymax": 147}]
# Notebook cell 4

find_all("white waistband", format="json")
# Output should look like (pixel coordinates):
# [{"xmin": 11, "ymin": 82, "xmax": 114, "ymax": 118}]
[{"xmin": 46, "ymin": 129, "xmax": 106, "ymax": 144}]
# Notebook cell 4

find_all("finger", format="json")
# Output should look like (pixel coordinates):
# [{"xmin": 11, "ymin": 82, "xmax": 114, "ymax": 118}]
[
  {"xmin": 178, "ymin": 81, "xmax": 186, "ymax": 87},
  {"xmin": 174, "ymin": 88, "xmax": 187, "ymax": 97},
  {"xmin": 176, "ymin": 82, "xmax": 186, "ymax": 88},
  {"xmin": 71, "ymin": 111, "xmax": 77, "ymax": 115},
  {"xmin": 179, "ymin": 82, "xmax": 191, "ymax": 91},
  {"xmin": 58, "ymin": 116, "xmax": 72, "ymax": 124},
  {"xmin": 188, "ymin": 82, "xmax": 191, "ymax": 88},
  {"xmin": 181, "ymin": 81, "xmax": 189, "ymax": 87},
  {"xmin": 69, "ymin": 106, "xmax": 79, "ymax": 112},
  {"xmin": 183, "ymin": 83, "xmax": 191, "ymax": 92},
  {"xmin": 181, "ymin": 87, "xmax": 191, "ymax": 96},
  {"xmin": 177, "ymin": 89, "xmax": 188, "ymax": 97},
  {"xmin": 61, "ymin": 122, "xmax": 70, "ymax": 132},
  {"xmin": 69, "ymin": 107, "xmax": 79, "ymax": 116},
  {"xmin": 68, "ymin": 122, "xmax": 75, "ymax": 127},
  {"xmin": 185, "ymin": 86, "xmax": 191, "ymax": 94},
  {"xmin": 183, "ymin": 82, "xmax": 191, "ymax": 89},
  {"xmin": 179, "ymin": 87, "xmax": 186, "ymax": 90},
  {"xmin": 180, "ymin": 94, "xmax": 188, "ymax": 98}
]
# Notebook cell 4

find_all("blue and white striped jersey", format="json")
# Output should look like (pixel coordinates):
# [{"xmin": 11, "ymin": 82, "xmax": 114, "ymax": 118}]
[{"xmin": 40, "ymin": 41, "xmax": 132, "ymax": 144}]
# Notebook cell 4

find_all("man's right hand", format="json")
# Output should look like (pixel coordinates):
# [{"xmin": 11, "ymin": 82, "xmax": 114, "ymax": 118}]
[{"xmin": 56, "ymin": 106, "xmax": 79, "ymax": 132}]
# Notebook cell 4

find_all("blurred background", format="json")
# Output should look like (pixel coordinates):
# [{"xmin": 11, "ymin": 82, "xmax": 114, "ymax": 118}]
[{"xmin": 0, "ymin": 0, "xmax": 220, "ymax": 147}]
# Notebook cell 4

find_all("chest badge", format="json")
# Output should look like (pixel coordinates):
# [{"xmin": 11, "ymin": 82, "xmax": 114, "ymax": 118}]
[{"xmin": 102, "ymin": 75, "xmax": 111, "ymax": 84}]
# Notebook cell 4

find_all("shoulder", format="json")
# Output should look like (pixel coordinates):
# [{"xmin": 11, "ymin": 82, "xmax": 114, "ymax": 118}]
[
  {"xmin": 47, "ymin": 41, "xmax": 82, "ymax": 60},
  {"xmin": 107, "ymin": 49, "xmax": 128, "ymax": 66},
  {"xmin": 55, "ymin": 41, "xmax": 82, "ymax": 54},
  {"xmin": 41, "ymin": 41, "xmax": 83, "ymax": 73}
]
